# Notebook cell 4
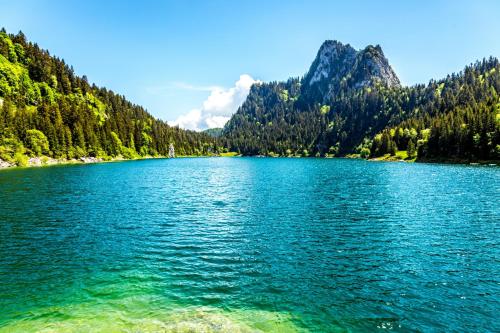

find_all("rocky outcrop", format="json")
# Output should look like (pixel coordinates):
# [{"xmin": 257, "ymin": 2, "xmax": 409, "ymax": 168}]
[
  {"xmin": 0, "ymin": 156, "xmax": 106, "ymax": 169},
  {"xmin": 28, "ymin": 157, "xmax": 66, "ymax": 166},
  {"xmin": 28, "ymin": 157, "xmax": 43, "ymax": 166},
  {"xmin": 350, "ymin": 45, "xmax": 400, "ymax": 89},
  {"xmin": 307, "ymin": 40, "xmax": 357, "ymax": 86},
  {"xmin": 301, "ymin": 40, "xmax": 400, "ymax": 104},
  {"xmin": 0, "ymin": 159, "xmax": 13, "ymax": 168},
  {"xmin": 79, "ymin": 157, "xmax": 103, "ymax": 164}
]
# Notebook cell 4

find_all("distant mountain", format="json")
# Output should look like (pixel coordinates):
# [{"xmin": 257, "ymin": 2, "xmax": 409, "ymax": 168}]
[
  {"xmin": 223, "ymin": 40, "xmax": 499, "ymax": 162},
  {"xmin": 0, "ymin": 29, "xmax": 216, "ymax": 166},
  {"xmin": 202, "ymin": 127, "xmax": 223, "ymax": 138}
]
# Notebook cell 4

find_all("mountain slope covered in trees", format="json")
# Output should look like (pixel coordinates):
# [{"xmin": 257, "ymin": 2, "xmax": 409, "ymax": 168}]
[
  {"xmin": 222, "ymin": 41, "xmax": 500, "ymax": 162},
  {"xmin": 0, "ymin": 30, "xmax": 216, "ymax": 166}
]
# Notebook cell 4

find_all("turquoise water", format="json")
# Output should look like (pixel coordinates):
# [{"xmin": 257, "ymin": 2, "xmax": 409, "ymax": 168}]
[{"xmin": 0, "ymin": 158, "xmax": 498, "ymax": 332}]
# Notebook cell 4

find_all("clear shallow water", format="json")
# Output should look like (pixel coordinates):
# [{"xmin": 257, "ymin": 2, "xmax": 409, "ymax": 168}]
[{"xmin": 0, "ymin": 158, "xmax": 498, "ymax": 332}]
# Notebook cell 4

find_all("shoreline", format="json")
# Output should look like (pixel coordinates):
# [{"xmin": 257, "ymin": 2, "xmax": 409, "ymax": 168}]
[
  {"xmin": 0, "ymin": 155, "xmax": 167, "ymax": 170},
  {"xmin": 0, "ymin": 151, "xmax": 243, "ymax": 170},
  {"xmin": 1, "ymin": 154, "xmax": 497, "ymax": 171},
  {"xmin": 237, "ymin": 154, "xmax": 498, "ymax": 166},
  {"xmin": 0, "ymin": 154, "xmax": 235, "ymax": 171}
]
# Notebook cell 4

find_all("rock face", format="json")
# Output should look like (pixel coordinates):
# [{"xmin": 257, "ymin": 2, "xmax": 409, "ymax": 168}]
[
  {"xmin": 301, "ymin": 40, "xmax": 400, "ymax": 104},
  {"xmin": 28, "ymin": 157, "xmax": 43, "ymax": 166},
  {"xmin": 168, "ymin": 143, "xmax": 175, "ymax": 158},
  {"xmin": 350, "ymin": 45, "xmax": 401, "ymax": 89},
  {"xmin": 307, "ymin": 41, "xmax": 358, "ymax": 86},
  {"xmin": 80, "ymin": 157, "xmax": 102, "ymax": 164},
  {"xmin": 0, "ymin": 159, "xmax": 13, "ymax": 168}
]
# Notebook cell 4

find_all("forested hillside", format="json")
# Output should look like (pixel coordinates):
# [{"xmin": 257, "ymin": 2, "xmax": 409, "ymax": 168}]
[
  {"xmin": 0, "ymin": 29, "xmax": 216, "ymax": 166},
  {"xmin": 370, "ymin": 60, "xmax": 499, "ymax": 161},
  {"xmin": 222, "ymin": 41, "xmax": 500, "ymax": 162}
]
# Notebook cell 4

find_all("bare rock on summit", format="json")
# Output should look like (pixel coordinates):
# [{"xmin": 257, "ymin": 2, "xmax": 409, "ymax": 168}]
[
  {"xmin": 302, "ymin": 40, "xmax": 400, "ymax": 104},
  {"xmin": 350, "ymin": 45, "xmax": 401, "ymax": 89}
]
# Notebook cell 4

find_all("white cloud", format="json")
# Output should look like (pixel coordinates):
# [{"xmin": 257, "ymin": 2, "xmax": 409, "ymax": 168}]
[{"xmin": 170, "ymin": 74, "xmax": 258, "ymax": 131}]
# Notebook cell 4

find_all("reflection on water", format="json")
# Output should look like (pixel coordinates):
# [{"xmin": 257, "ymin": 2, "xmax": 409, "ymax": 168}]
[{"xmin": 0, "ymin": 158, "xmax": 499, "ymax": 332}]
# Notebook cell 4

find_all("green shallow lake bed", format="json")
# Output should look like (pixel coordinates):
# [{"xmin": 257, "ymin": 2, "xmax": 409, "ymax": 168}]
[
  {"xmin": 1, "ymin": 300, "xmax": 301, "ymax": 332},
  {"xmin": 0, "ymin": 158, "xmax": 498, "ymax": 332}
]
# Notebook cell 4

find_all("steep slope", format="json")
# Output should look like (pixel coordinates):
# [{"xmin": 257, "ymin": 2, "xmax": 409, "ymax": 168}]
[
  {"xmin": 0, "ymin": 30, "xmax": 216, "ymax": 166},
  {"xmin": 222, "ymin": 40, "xmax": 500, "ymax": 162}
]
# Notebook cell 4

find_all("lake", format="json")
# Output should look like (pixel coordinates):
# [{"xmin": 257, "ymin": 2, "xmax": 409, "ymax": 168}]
[{"xmin": 0, "ymin": 158, "xmax": 498, "ymax": 332}]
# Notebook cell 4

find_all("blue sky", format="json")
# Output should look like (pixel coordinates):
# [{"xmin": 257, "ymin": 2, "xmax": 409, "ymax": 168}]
[{"xmin": 1, "ymin": 0, "xmax": 499, "ymax": 129}]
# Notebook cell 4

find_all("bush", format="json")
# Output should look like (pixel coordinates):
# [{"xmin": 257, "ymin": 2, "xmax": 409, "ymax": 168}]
[
  {"xmin": 121, "ymin": 147, "xmax": 138, "ymax": 159},
  {"xmin": 14, "ymin": 152, "xmax": 28, "ymax": 166},
  {"xmin": 0, "ymin": 136, "xmax": 25, "ymax": 163},
  {"xmin": 26, "ymin": 129, "xmax": 49, "ymax": 156},
  {"xmin": 72, "ymin": 146, "xmax": 87, "ymax": 159},
  {"xmin": 360, "ymin": 147, "xmax": 371, "ymax": 159}
]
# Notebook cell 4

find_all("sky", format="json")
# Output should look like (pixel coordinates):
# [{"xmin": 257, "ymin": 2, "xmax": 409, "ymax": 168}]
[{"xmin": 1, "ymin": 0, "xmax": 499, "ymax": 130}]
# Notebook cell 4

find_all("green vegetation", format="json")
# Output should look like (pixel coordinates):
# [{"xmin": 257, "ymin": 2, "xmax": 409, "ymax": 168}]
[
  {"xmin": 320, "ymin": 105, "xmax": 330, "ymax": 114},
  {"xmin": 395, "ymin": 150, "xmax": 409, "ymax": 160},
  {"xmin": 13, "ymin": 151, "xmax": 28, "ymax": 166},
  {"xmin": 370, "ymin": 93, "xmax": 499, "ymax": 162},
  {"xmin": 219, "ymin": 151, "xmax": 239, "ymax": 157},
  {"xmin": 222, "ymin": 40, "xmax": 500, "ymax": 163},
  {"xmin": 0, "ymin": 29, "xmax": 218, "ymax": 166},
  {"xmin": 25, "ymin": 129, "xmax": 49, "ymax": 156}
]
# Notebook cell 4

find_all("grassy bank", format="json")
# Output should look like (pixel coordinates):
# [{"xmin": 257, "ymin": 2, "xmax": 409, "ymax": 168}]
[
  {"xmin": 368, "ymin": 150, "xmax": 416, "ymax": 162},
  {"xmin": 219, "ymin": 152, "xmax": 240, "ymax": 157}
]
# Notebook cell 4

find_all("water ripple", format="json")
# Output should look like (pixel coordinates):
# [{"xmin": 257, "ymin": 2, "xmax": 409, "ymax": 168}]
[{"xmin": 0, "ymin": 158, "xmax": 498, "ymax": 332}]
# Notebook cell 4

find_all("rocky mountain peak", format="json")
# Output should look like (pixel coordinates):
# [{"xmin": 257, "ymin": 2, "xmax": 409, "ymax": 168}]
[
  {"xmin": 301, "ymin": 40, "xmax": 400, "ymax": 103},
  {"xmin": 352, "ymin": 45, "xmax": 400, "ymax": 88},
  {"xmin": 307, "ymin": 40, "xmax": 357, "ymax": 85}
]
